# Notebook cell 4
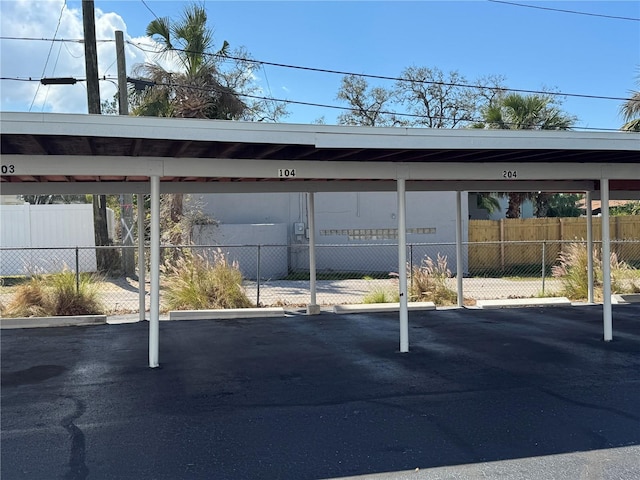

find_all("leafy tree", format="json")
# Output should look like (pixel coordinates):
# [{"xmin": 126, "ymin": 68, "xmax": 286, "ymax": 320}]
[
  {"xmin": 335, "ymin": 68, "xmax": 505, "ymax": 129},
  {"xmin": 610, "ymin": 201, "xmax": 640, "ymax": 216},
  {"xmin": 545, "ymin": 193, "xmax": 583, "ymax": 217},
  {"xmin": 21, "ymin": 195, "xmax": 90, "ymax": 205},
  {"xmin": 395, "ymin": 67, "xmax": 504, "ymax": 128},
  {"xmin": 336, "ymin": 75, "xmax": 402, "ymax": 126},
  {"xmin": 473, "ymin": 93, "xmax": 576, "ymax": 218},
  {"xmin": 100, "ymin": 95, "xmax": 119, "ymax": 115}
]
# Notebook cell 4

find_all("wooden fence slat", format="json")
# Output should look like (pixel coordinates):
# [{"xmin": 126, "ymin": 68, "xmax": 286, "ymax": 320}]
[{"xmin": 468, "ymin": 216, "xmax": 640, "ymax": 271}]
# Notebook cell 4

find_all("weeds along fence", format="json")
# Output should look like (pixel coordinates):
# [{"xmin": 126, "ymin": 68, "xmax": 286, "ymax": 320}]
[{"xmin": 1, "ymin": 240, "xmax": 639, "ymax": 314}]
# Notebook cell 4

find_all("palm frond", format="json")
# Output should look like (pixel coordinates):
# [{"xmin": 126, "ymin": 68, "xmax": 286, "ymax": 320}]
[
  {"xmin": 146, "ymin": 17, "xmax": 172, "ymax": 49},
  {"xmin": 620, "ymin": 90, "xmax": 640, "ymax": 123}
]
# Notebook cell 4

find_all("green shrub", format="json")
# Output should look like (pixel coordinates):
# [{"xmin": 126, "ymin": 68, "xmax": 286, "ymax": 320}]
[
  {"xmin": 161, "ymin": 250, "xmax": 253, "ymax": 310},
  {"xmin": 4, "ymin": 270, "xmax": 103, "ymax": 317},
  {"xmin": 363, "ymin": 287, "xmax": 399, "ymax": 304}
]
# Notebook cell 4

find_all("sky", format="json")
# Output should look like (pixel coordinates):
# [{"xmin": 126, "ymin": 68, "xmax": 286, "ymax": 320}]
[{"xmin": 1, "ymin": 0, "xmax": 639, "ymax": 131}]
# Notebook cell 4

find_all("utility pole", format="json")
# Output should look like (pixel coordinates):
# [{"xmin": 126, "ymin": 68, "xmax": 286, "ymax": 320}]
[
  {"xmin": 82, "ymin": 0, "xmax": 101, "ymax": 115},
  {"xmin": 82, "ymin": 0, "xmax": 111, "ymax": 272},
  {"xmin": 116, "ymin": 30, "xmax": 135, "ymax": 276}
]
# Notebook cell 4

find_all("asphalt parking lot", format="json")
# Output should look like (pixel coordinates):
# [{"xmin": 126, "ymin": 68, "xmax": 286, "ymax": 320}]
[{"xmin": 2, "ymin": 305, "xmax": 640, "ymax": 480}]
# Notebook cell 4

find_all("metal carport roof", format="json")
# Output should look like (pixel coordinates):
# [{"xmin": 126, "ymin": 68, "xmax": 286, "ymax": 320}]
[
  {"xmin": 2, "ymin": 112, "xmax": 639, "ymax": 195},
  {"xmin": 1, "ymin": 111, "xmax": 639, "ymax": 367}
]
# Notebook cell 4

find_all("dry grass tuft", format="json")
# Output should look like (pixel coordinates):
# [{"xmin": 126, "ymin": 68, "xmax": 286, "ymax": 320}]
[
  {"xmin": 409, "ymin": 254, "xmax": 458, "ymax": 306},
  {"xmin": 4, "ymin": 270, "xmax": 103, "ymax": 317},
  {"xmin": 552, "ymin": 243, "xmax": 640, "ymax": 301},
  {"xmin": 161, "ymin": 250, "xmax": 253, "ymax": 310}
]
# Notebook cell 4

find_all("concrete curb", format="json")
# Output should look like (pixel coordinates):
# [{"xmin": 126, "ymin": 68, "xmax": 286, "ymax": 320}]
[
  {"xmin": 0, "ymin": 315, "xmax": 107, "ymax": 329},
  {"xmin": 612, "ymin": 293, "xmax": 640, "ymax": 304},
  {"xmin": 169, "ymin": 307, "xmax": 286, "ymax": 321},
  {"xmin": 333, "ymin": 302, "xmax": 436, "ymax": 314},
  {"xmin": 476, "ymin": 297, "xmax": 572, "ymax": 309}
]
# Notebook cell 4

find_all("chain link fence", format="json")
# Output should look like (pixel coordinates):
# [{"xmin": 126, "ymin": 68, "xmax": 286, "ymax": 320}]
[{"xmin": 2, "ymin": 240, "xmax": 639, "ymax": 315}]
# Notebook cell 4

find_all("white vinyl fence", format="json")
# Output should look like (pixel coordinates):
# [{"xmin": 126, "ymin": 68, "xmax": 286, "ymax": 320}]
[{"xmin": 0, "ymin": 203, "xmax": 98, "ymax": 275}]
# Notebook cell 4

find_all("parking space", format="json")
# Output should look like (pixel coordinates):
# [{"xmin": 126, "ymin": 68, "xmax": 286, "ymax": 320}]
[{"xmin": 2, "ymin": 305, "xmax": 640, "ymax": 479}]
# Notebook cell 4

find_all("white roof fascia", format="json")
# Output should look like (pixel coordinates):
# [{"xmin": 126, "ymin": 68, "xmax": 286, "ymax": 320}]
[
  {"xmin": 0, "ymin": 180, "xmax": 596, "ymax": 196},
  {"xmin": 2, "ymin": 112, "xmax": 638, "ymax": 152}
]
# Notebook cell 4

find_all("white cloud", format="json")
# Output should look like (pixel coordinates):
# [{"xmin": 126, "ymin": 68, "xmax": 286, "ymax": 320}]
[{"xmin": 0, "ymin": 0, "xmax": 165, "ymax": 113}]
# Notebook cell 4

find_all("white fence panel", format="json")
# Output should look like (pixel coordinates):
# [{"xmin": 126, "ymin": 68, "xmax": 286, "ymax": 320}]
[
  {"xmin": 0, "ymin": 204, "xmax": 97, "ymax": 275},
  {"xmin": 0, "ymin": 204, "xmax": 34, "ymax": 274}
]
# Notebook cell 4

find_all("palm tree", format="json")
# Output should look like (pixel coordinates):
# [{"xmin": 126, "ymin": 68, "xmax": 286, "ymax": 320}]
[
  {"xmin": 620, "ymin": 76, "xmax": 640, "ymax": 132},
  {"xmin": 476, "ymin": 93, "xmax": 575, "ymax": 131},
  {"xmin": 130, "ymin": 4, "xmax": 249, "ymax": 245},
  {"xmin": 473, "ymin": 93, "xmax": 575, "ymax": 218},
  {"xmin": 474, "ymin": 193, "xmax": 501, "ymax": 215},
  {"xmin": 131, "ymin": 4, "xmax": 245, "ymax": 120}
]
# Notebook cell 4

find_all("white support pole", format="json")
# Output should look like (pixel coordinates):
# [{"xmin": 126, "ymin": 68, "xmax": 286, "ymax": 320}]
[
  {"xmin": 398, "ymin": 178, "xmax": 409, "ymax": 353},
  {"xmin": 601, "ymin": 179, "xmax": 612, "ymax": 342},
  {"xmin": 149, "ymin": 176, "xmax": 160, "ymax": 367},
  {"xmin": 138, "ymin": 193, "xmax": 146, "ymax": 321},
  {"xmin": 306, "ymin": 192, "xmax": 320, "ymax": 315},
  {"xmin": 456, "ymin": 191, "xmax": 464, "ymax": 307},
  {"xmin": 586, "ymin": 191, "xmax": 594, "ymax": 304}
]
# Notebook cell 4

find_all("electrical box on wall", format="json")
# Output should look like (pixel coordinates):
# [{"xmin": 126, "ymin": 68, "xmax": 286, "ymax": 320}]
[{"xmin": 294, "ymin": 222, "xmax": 305, "ymax": 235}]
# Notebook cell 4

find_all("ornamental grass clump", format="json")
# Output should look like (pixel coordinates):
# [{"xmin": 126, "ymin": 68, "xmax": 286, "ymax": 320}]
[
  {"xmin": 552, "ymin": 242, "xmax": 639, "ymax": 301},
  {"xmin": 161, "ymin": 250, "xmax": 253, "ymax": 310},
  {"xmin": 409, "ymin": 254, "xmax": 458, "ymax": 306},
  {"xmin": 4, "ymin": 270, "xmax": 103, "ymax": 317}
]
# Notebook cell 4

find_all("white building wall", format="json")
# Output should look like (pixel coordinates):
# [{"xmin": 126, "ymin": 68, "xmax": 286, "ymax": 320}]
[
  {"xmin": 192, "ymin": 223, "xmax": 288, "ymax": 280},
  {"xmin": 199, "ymin": 191, "xmax": 468, "ymax": 277}
]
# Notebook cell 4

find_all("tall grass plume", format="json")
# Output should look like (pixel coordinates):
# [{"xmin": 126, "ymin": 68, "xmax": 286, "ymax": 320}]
[
  {"xmin": 409, "ymin": 254, "xmax": 458, "ymax": 306},
  {"xmin": 552, "ymin": 243, "xmax": 640, "ymax": 300},
  {"xmin": 161, "ymin": 249, "xmax": 253, "ymax": 310}
]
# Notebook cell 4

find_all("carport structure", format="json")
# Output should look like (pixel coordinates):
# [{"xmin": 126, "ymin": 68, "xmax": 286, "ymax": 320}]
[{"xmin": 2, "ymin": 112, "xmax": 639, "ymax": 367}]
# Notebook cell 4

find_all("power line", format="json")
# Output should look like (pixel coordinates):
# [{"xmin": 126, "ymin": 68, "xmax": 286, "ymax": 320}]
[
  {"xmin": 140, "ymin": 0, "xmax": 160, "ymax": 21},
  {"xmin": 1, "ymin": 35, "xmax": 634, "ymax": 102},
  {"xmin": 128, "ymin": 41, "xmax": 634, "ymax": 102},
  {"xmin": 0, "ymin": 75, "xmax": 631, "ymax": 131},
  {"xmin": 29, "ymin": 0, "xmax": 67, "ymax": 112},
  {"xmin": 149, "ymin": 80, "xmax": 630, "ymax": 130},
  {"xmin": 0, "ymin": 36, "xmax": 110, "ymax": 43},
  {"xmin": 488, "ymin": 0, "xmax": 640, "ymax": 22}
]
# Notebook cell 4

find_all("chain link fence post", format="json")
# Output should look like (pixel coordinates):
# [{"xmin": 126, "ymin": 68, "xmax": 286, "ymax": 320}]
[
  {"xmin": 75, "ymin": 246, "xmax": 80, "ymax": 293},
  {"xmin": 256, "ymin": 244, "xmax": 261, "ymax": 307}
]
